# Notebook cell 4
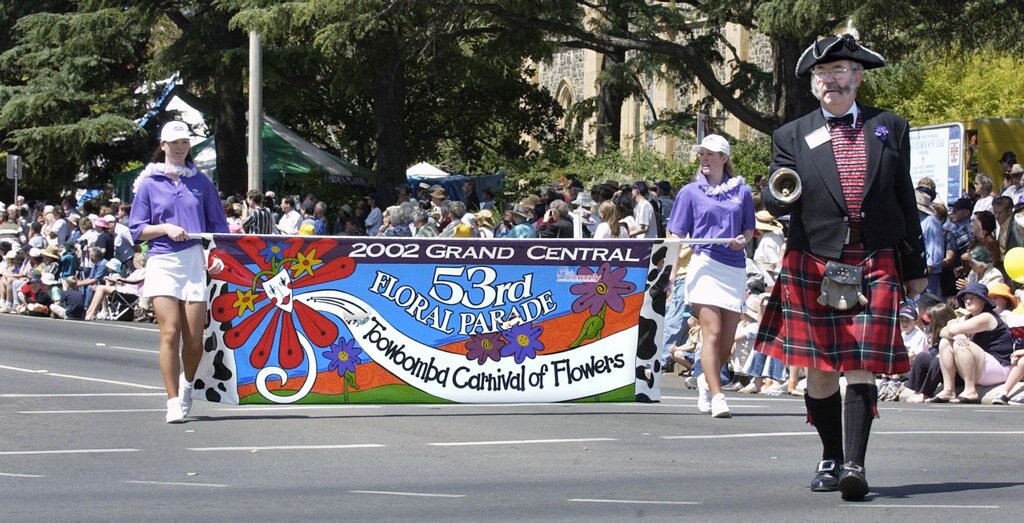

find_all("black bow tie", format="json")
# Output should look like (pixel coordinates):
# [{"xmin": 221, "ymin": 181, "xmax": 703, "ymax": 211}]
[{"xmin": 827, "ymin": 113, "xmax": 854, "ymax": 128}]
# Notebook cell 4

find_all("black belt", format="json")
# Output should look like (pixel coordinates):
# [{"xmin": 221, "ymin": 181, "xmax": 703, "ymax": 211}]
[{"xmin": 846, "ymin": 228, "xmax": 863, "ymax": 245}]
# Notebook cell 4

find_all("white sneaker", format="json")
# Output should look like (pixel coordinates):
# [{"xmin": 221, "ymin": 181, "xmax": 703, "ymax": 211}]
[
  {"xmin": 711, "ymin": 393, "xmax": 731, "ymax": 418},
  {"xmin": 697, "ymin": 373, "xmax": 712, "ymax": 413},
  {"xmin": 178, "ymin": 373, "xmax": 194, "ymax": 417},
  {"xmin": 166, "ymin": 397, "xmax": 185, "ymax": 423}
]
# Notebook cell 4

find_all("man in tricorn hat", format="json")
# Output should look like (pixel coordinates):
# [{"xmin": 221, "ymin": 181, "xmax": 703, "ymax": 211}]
[{"xmin": 755, "ymin": 32, "xmax": 928, "ymax": 501}]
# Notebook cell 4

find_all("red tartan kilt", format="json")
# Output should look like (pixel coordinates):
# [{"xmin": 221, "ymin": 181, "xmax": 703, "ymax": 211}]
[{"xmin": 755, "ymin": 244, "xmax": 911, "ymax": 374}]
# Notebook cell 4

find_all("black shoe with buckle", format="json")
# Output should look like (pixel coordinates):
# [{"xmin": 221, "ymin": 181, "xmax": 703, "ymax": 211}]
[
  {"xmin": 810, "ymin": 459, "xmax": 840, "ymax": 492},
  {"xmin": 838, "ymin": 461, "xmax": 869, "ymax": 500}
]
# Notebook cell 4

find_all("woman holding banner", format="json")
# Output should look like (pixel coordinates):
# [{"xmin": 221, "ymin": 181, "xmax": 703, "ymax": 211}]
[
  {"xmin": 129, "ymin": 121, "xmax": 228, "ymax": 423},
  {"xmin": 667, "ymin": 134, "xmax": 755, "ymax": 418}
]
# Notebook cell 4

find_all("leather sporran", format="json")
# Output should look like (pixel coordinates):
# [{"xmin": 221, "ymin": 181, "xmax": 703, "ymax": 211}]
[{"xmin": 818, "ymin": 260, "xmax": 868, "ymax": 311}]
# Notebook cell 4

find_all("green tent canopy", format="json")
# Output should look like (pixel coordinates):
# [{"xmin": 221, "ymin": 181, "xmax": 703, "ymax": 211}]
[{"xmin": 115, "ymin": 116, "xmax": 372, "ymax": 201}]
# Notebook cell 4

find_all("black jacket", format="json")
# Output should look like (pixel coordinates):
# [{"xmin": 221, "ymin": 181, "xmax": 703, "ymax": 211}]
[{"xmin": 762, "ymin": 105, "xmax": 927, "ymax": 280}]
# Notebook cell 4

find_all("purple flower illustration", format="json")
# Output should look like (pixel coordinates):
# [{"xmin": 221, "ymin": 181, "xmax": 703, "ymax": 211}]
[
  {"xmin": 500, "ymin": 322, "xmax": 544, "ymax": 364},
  {"xmin": 875, "ymin": 125, "xmax": 889, "ymax": 142},
  {"xmin": 322, "ymin": 337, "xmax": 363, "ymax": 376},
  {"xmin": 259, "ymin": 240, "xmax": 290, "ymax": 264},
  {"xmin": 465, "ymin": 332, "xmax": 506, "ymax": 365},
  {"xmin": 569, "ymin": 263, "xmax": 637, "ymax": 315}
]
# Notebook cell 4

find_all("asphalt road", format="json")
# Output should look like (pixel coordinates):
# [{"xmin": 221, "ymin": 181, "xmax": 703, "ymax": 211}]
[{"xmin": 2, "ymin": 314, "xmax": 1023, "ymax": 522}]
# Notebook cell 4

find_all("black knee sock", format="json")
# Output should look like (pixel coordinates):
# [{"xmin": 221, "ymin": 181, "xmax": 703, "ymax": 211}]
[
  {"xmin": 843, "ymin": 383, "xmax": 878, "ymax": 466},
  {"xmin": 805, "ymin": 391, "xmax": 843, "ymax": 462}
]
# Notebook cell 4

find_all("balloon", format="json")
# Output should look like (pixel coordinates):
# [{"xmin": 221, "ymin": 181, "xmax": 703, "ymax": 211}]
[{"xmin": 1003, "ymin": 247, "xmax": 1024, "ymax": 283}]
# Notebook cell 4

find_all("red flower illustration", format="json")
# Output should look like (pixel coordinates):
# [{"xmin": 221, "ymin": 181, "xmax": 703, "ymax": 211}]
[{"xmin": 210, "ymin": 236, "xmax": 356, "ymax": 369}]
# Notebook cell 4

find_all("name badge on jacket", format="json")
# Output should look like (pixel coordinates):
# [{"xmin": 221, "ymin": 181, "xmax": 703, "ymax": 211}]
[{"xmin": 805, "ymin": 126, "xmax": 831, "ymax": 149}]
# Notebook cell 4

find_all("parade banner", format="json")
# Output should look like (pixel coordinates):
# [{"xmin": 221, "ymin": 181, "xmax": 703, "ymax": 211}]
[{"xmin": 195, "ymin": 235, "xmax": 671, "ymax": 405}]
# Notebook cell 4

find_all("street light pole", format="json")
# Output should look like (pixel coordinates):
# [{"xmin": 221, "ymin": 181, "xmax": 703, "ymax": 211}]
[{"xmin": 248, "ymin": 31, "xmax": 263, "ymax": 192}]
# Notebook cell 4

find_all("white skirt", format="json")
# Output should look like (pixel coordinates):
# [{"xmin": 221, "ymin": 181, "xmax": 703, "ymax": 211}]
[
  {"xmin": 685, "ymin": 252, "xmax": 745, "ymax": 313},
  {"xmin": 143, "ymin": 244, "xmax": 208, "ymax": 302}
]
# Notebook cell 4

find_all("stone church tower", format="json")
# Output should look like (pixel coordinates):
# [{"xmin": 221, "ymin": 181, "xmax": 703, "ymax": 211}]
[{"xmin": 529, "ymin": 19, "xmax": 773, "ymax": 159}]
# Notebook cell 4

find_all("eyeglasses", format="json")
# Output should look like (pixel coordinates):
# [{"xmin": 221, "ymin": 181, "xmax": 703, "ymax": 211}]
[{"xmin": 811, "ymin": 66, "xmax": 855, "ymax": 79}]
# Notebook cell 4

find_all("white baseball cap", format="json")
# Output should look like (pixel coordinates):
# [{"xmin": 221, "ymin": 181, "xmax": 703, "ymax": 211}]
[
  {"xmin": 691, "ymin": 134, "xmax": 731, "ymax": 157},
  {"xmin": 160, "ymin": 121, "xmax": 191, "ymax": 142}
]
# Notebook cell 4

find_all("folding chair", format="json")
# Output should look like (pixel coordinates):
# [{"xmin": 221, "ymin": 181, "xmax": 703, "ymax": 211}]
[{"xmin": 106, "ymin": 291, "xmax": 139, "ymax": 321}]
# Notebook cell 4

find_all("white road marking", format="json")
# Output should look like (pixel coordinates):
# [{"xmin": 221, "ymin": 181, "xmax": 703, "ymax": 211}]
[
  {"xmin": 19, "ymin": 409, "xmax": 165, "ymax": 414},
  {"xmin": 662, "ymin": 431, "xmax": 817, "ymax": 440},
  {"xmin": 0, "ymin": 449, "xmax": 139, "ymax": 456},
  {"xmin": 844, "ymin": 504, "xmax": 999, "ymax": 509},
  {"xmin": 429, "ymin": 437, "xmax": 616, "ymax": 447},
  {"xmin": 1, "ymin": 393, "xmax": 164, "ymax": 398},
  {"xmin": 0, "ymin": 472, "xmax": 45, "ymax": 478},
  {"xmin": 106, "ymin": 345, "xmax": 159, "ymax": 354},
  {"xmin": 0, "ymin": 364, "xmax": 163, "ymax": 390},
  {"xmin": 349, "ymin": 490, "xmax": 465, "ymax": 498},
  {"xmin": 188, "ymin": 444, "xmax": 385, "ymax": 452},
  {"xmin": 125, "ymin": 480, "xmax": 228, "ymax": 488},
  {"xmin": 569, "ymin": 498, "xmax": 701, "ymax": 505}
]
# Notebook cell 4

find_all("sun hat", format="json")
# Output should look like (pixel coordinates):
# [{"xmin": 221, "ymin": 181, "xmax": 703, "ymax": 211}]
[
  {"xmin": 986, "ymin": 282, "xmax": 1019, "ymax": 309},
  {"xmin": 28, "ymin": 247, "xmax": 42, "ymax": 258},
  {"xmin": 431, "ymin": 187, "xmax": 447, "ymax": 199},
  {"xmin": 1011, "ymin": 164, "xmax": 1024, "ymax": 175},
  {"xmin": 41, "ymin": 273, "xmax": 57, "ymax": 286},
  {"xmin": 744, "ymin": 294, "xmax": 764, "ymax": 321},
  {"xmin": 92, "ymin": 218, "xmax": 110, "ymax": 229},
  {"xmin": 475, "ymin": 209, "xmax": 495, "ymax": 229},
  {"xmin": 957, "ymin": 281, "xmax": 995, "ymax": 309},
  {"xmin": 571, "ymin": 192, "xmax": 595, "ymax": 208},
  {"xmin": 755, "ymin": 210, "xmax": 783, "ymax": 232},
  {"xmin": 41, "ymin": 245, "xmax": 60, "ymax": 260},
  {"xmin": 160, "ymin": 121, "xmax": 191, "ymax": 142},
  {"xmin": 691, "ymin": 134, "xmax": 731, "ymax": 156}
]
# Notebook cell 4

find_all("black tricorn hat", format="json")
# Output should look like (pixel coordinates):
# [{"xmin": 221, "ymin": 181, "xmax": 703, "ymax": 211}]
[{"xmin": 795, "ymin": 33, "xmax": 886, "ymax": 78}]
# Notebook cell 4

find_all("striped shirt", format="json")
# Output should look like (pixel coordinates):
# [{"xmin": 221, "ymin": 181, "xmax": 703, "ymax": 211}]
[
  {"xmin": 828, "ymin": 112, "xmax": 866, "ymax": 227},
  {"xmin": 242, "ymin": 206, "xmax": 275, "ymax": 234}
]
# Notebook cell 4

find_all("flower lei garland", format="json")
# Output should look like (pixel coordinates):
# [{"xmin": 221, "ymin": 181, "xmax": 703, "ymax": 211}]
[
  {"xmin": 700, "ymin": 174, "xmax": 745, "ymax": 198},
  {"xmin": 132, "ymin": 162, "xmax": 199, "ymax": 193}
]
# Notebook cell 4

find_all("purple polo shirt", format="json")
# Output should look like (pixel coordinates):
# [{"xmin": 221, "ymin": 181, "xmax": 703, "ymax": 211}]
[
  {"xmin": 129, "ymin": 165, "xmax": 228, "ymax": 256},
  {"xmin": 667, "ymin": 173, "xmax": 755, "ymax": 268}
]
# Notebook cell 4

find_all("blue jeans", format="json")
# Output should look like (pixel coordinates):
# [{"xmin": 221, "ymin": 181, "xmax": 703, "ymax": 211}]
[{"xmin": 661, "ymin": 276, "xmax": 688, "ymax": 364}]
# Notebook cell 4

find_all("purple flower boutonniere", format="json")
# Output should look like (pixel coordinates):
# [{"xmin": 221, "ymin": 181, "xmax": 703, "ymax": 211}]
[{"xmin": 875, "ymin": 125, "xmax": 889, "ymax": 142}]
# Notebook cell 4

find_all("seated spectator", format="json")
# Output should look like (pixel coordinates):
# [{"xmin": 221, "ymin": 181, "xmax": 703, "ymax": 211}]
[
  {"xmin": 59, "ymin": 240, "xmax": 79, "ymax": 279},
  {"xmin": 930, "ymin": 282, "xmax": 1014, "ymax": 403},
  {"xmin": 50, "ymin": 276, "xmax": 85, "ymax": 320},
  {"xmin": 905, "ymin": 302, "xmax": 959, "ymax": 403},
  {"xmin": 956, "ymin": 245, "xmax": 1004, "ymax": 290},
  {"xmin": 735, "ymin": 294, "xmax": 783, "ymax": 393},
  {"xmin": 475, "ymin": 210, "xmax": 496, "ymax": 238},
  {"xmin": 382, "ymin": 203, "xmax": 414, "ymax": 237},
  {"xmin": 74, "ymin": 246, "xmax": 110, "ymax": 307},
  {"xmin": 15, "ymin": 273, "xmax": 52, "ymax": 316},
  {"xmin": 879, "ymin": 303, "xmax": 928, "ymax": 401},
  {"xmin": 537, "ymin": 200, "xmax": 574, "ymax": 238},
  {"xmin": 500, "ymin": 206, "xmax": 536, "ymax": 238},
  {"xmin": 956, "ymin": 210, "xmax": 999, "ymax": 281},
  {"xmin": 85, "ymin": 253, "xmax": 146, "ymax": 321},
  {"xmin": 989, "ymin": 349, "xmax": 1024, "ymax": 405},
  {"xmin": 1, "ymin": 249, "xmax": 31, "ymax": 312}
]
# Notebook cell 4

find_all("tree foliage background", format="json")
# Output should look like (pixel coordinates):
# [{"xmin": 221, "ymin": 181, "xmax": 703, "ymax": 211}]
[{"xmin": 1, "ymin": 1, "xmax": 1023, "ymax": 206}]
